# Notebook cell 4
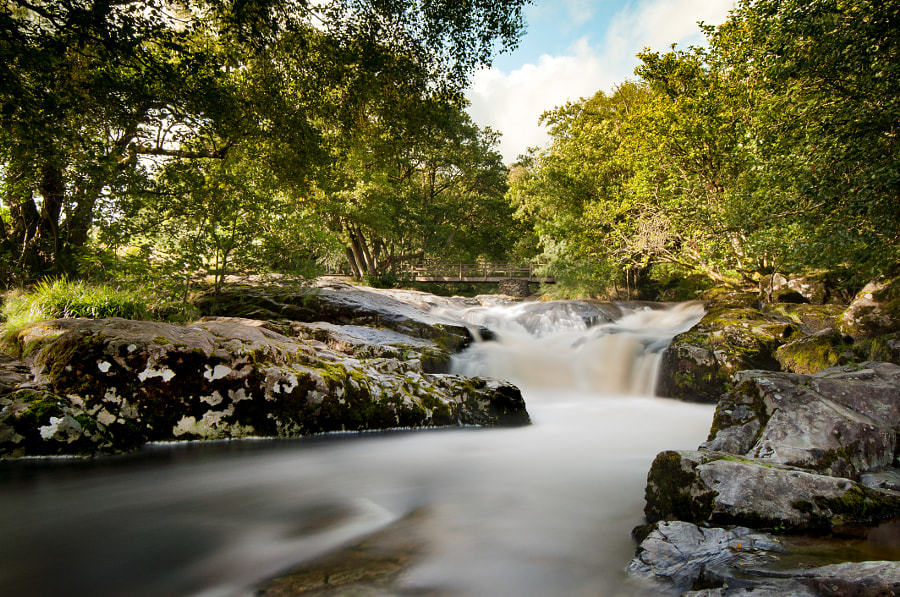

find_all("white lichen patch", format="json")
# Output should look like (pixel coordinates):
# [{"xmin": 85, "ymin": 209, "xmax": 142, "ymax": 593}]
[
  {"xmin": 39, "ymin": 415, "xmax": 83, "ymax": 442},
  {"xmin": 97, "ymin": 361, "xmax": 112, "ymax": 373},
  {"xmin": 138, "ymin": 366, "xmax": 176, "ymax": 382},
  {"xmin": 103, "ymin": 388, "xmax": 122, "ymax": 404},
  {"xmin": 277, "ymin": 373, "xmax": 298, "ymax": 394},
  {"xmin": 67, "ymin": 394, "xmax": 85, "ymax": 408},
  {"xmin": 173, "ymin": 415, "xmax": 199, "ymax": 437},
  {"xmin": 96, "ymin": 409, "xmax": 117, "ymax": 426},
  {"xmin": 127, "ymin": 344, "xmax": 137, "ymax": 353},
  {"xmin": 200, "ymin": 391, "xmax": 224, "ymax": 406},
  {"xmin": 203, "ymin": 364, "xmax": 232, "ymax": 381},
  {"xmin": 119, "ymin": 401, "xmax": 139, "ymax": 419},
  {"xmin": 39, "ymin": 417, "xmax": 63, "ymax": 440},
  {"xmin": 228, "ymin": 387, "xmax": 249, "ymax": 403}
]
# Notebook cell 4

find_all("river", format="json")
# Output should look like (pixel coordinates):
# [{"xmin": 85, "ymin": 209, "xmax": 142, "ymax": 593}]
[{"xmin": 0, "ymin": 300, "xmax": 713, "ymax": 596}]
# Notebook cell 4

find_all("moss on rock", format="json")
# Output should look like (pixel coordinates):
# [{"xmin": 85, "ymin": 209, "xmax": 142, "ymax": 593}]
[
  {"xmin": 657, "ymin": 306, "xmax": 802, "ymax": 402},
  {"xmin": 775, "ymin": 330, "xmax": 853, "ymax": 374},
  {"xmin": 2, "ymin": 317, "xmax": 529, "ymax": 457}
]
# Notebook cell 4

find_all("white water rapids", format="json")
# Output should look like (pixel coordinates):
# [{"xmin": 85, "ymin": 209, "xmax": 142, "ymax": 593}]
[{"xmin": 0, "ymin": 300, "xmax": 713, "ymax": 596}]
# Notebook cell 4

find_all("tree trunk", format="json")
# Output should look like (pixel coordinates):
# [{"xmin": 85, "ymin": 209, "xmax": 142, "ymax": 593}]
[
  {"xmin": 345, "ymin": 246, "xmax": 363, "ymax": 278},
  {"xmin": 37, "ymin": 162, "xmax": 65, "ymax": 269},
  {"xmin": 348, "ymin": 231, "xmax": 368, "ymax": 276}
]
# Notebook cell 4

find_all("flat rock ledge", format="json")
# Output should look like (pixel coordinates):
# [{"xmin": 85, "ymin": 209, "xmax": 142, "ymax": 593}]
[
  {"xmin": 630, "ymin": 363, "xmax": 900, "ymax": 595},
  {"xmin": 0, "ymin": 317, "xmax": 529, "ymax": 457}
]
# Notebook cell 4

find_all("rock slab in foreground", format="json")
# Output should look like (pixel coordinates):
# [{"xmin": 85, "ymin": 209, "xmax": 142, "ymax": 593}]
[
  {"xmin": 629, "ymin": 520, "xmax": 900, "ymax": 596},
  {"xmin": 0, "ymin": 317, "xmax": 529, "ymax": 457}
]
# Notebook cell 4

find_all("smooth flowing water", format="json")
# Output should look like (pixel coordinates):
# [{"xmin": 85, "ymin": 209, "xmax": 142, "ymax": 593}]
[{"xmin": 0, "ymin": 300, "xmax": 712, "ymax": 596}]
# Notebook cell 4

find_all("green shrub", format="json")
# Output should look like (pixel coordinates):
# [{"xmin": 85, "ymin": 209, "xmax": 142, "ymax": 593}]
[{"xmin": 1, "ymin": 279, "xmax": 154, "ymax": 342}]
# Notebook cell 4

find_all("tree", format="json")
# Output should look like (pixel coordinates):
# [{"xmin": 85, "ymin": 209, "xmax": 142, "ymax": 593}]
[
  {"xmin": 514, "ymin": 0, "xmax": 899, "ymax": 297},
  {"xmin": 0, "ymin": 0, "xmax": 530, "ymax": 285},
  {"xmin": 320, "ymin": 98, "xmax": 516, "ymax": 278}
]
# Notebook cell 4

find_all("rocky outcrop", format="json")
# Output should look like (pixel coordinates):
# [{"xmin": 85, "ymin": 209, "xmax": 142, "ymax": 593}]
[
  {"xmin": 632, "ymin": 362, "xmax": 900, "ymax": 594},
  {"xmin": 628, "ymin": 520, "xmax": 900, "ymax": 596},
  {"xmin": 644, "ymin": 450, "xmax": 900, "ymax": 531},
  {"xmin": 0, "ymin": 317, "xmax": 529, "ymax": 457},
  {"xmin": 839, "ymin": 274, "xmax": 900, "ymax": 340},
  {"xmin": 759, "ymin": 272, "xmax": 839, "ymax": 306},
  {"xmin": 763, "ymin": 303, "xmax": 846, "ymax": 335},
  {"xmin": 774, "ymin": 329, "xmax": 853, "ymax": 374},
  {"xmin": 703, "ymin": 364, "xmax": 900, "ymax": 478},
  {"xmin": 497, "ymin": 278, "xmax": 531, "ymax": 297},
  {"xmin": 194, "ymin": 280, "xmax": 477, "ymax": 351},
  {"xmin": 657, "ymin": 307, "xmax": 801, "ymax": 402}
]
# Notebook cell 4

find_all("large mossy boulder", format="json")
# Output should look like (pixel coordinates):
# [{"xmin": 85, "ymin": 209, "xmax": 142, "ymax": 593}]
[
  {"xmin": 704, "ymin": 363, "xmax": 900, "ymax": 479},
  {"xmin": 762, "ymin": 303, "xmax": 846, "ymax": 334},
  {"xmin": 0, "ymin": 317, "xmax": 529, "ymax": 457},
  {"xmin": 644, "ymin": 450, "xmax": 900, "ymax": 532},
  {"xmin": 839, "ymin": 274, "xmax": 900, "ymax": 340},
  {"xmin": 774, "ymin": 329, "xmax": 854, "ymax": 374},
  {"xmin": 657, "ymin": 306, "xmax": 802, "ymax": 402}
]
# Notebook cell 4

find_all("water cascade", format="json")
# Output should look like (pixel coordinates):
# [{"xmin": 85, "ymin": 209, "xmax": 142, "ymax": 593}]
[{"xmin": 0, "ymin": 300, "xmax": 713, "ymax": 596}]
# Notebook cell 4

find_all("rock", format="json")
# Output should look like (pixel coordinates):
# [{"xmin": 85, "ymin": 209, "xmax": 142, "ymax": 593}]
[
  {"xmin": 626, "ymin": 521, "xmax": 787, "ymax": 594},
  {"xmin": 628, "ymin": 521, "xmax": 900, "ymax": 596},
  {"xmin": 0, "ymin": 318, "xmax": 529, "ymax": 457},
  {"xmin": 195, "ymin": 280, "xmax": 475, "ymax": 352},
  {"xmin": 772, "ymin": 289, "xmax": 809, "ymax": 304},
  {"xmin": 698, "ymin": 288, "xmax": 760, "ymax": 309},
  {"xmin": 496, "ymin": 278, "xmax": 531, "ymax": 298},
  {"xmin": 0, "ymin": 354, "xmax": 30, "ymax": 395},
  {"xmin": 760, "ymin": 272, "xmax": 833, "ymax": 305},
  {"xmin": 774, "ymin": 329, "xmax": 854, "ymax": 374},
  {"xmin": 274, "ymin": 320, "xmax": 453, "ymax": 373},
  {"xmin": 763, "ymin": 303, "xmax": 846, "ymax": 334},
  {"xmin": 839, "ymin": 275, "xmax": 900, "ymax": 340},
  {"xmin": 657, "ymin": 307, "xmax": 802, "ymax": 402},
  {"xmin": 644, "ymin": 450, "xmax": 900, "ymax": 531},
  {"xmin": 703, "ymin": 364, "xmax": 900, "ymax": 479},
  {"xmin": 861, "ymin": 468, "xmax": 900, "ymax": 492}
]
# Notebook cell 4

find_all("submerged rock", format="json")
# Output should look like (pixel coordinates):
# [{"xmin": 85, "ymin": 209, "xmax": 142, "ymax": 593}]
[
  {"xmin": 0, "ymin": 317, "xmax": 529, "ymax": 457},
  {"xmin": 657, "ymin": 306, "xmax": 801, "ymax": 402},
  {"xmin": 627, "ymin": 521, "xmax": 791, "ymax": 594}
]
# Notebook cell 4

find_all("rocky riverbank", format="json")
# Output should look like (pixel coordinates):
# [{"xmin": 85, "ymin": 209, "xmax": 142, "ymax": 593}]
[
  {"xmin": 632, "ymin": 272, "xmax": 900, "ymax": 595},
  {"xmin": 0, "ymin": 280, "xmax": 531, "ymax": 457}
]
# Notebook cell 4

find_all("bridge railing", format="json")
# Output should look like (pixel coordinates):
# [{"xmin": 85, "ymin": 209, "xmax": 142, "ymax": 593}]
[{"xmin": 399, "ymin": 262, "xmax": 552, "ymax": 281}]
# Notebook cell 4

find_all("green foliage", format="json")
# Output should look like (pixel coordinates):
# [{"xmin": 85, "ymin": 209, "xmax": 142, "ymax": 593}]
[
  {"xmin": 0, "ymin": 0, "xmax": 530, "ymax": 287},
  {"xmin": 512, "ymin": 0, "xmax": 899, "ymax": 297},
  {"xmin": 1, "ymin": 278, "xmax": 146, "ymax": 342},
  {"xmin": 0, "ymin": 278, "xmax": 197, "ymax": 345}
]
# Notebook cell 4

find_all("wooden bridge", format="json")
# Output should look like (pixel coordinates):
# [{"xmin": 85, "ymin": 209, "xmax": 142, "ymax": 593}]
[{"xmin": 399, "ymin": 262, "xmax": 554, "ymax": 284}]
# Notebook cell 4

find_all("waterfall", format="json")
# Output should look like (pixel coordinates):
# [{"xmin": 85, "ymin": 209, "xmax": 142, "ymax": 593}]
[
  {"xmin": 446, "ymin": 301, "xmax": 705, "ymax": 397},
  {"xmin": 0, "ymin": 299, "xmax": 714, "ymax": 597}
]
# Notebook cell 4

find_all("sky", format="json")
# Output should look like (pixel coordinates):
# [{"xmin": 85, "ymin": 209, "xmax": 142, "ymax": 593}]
[{"xmin": 465, "ymin": 0, "xmax": 736, "ymax": 163}]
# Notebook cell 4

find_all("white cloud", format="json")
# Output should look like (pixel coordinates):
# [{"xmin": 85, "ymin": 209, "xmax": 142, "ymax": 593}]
[
  {"xmin": 466, "ymin": 0, "xmax": 736, "ymax": 163},
  {"xmin": 467, "ymin": 38, "xmax": 616, "ymax": 163}
]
